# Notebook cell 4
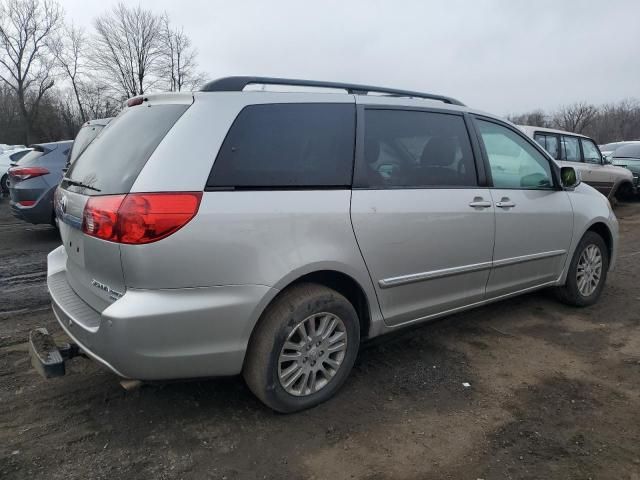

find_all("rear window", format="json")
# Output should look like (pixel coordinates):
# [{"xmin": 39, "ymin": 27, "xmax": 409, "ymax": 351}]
[
  {"xmin": 14, "ymin": 149, "xmax": 46, "ymax": 165},
  {"xmin": 65, "ymin": 104, "xmax": 188, "ymax": 195},
  {"xmin": 207, "ymin": 103, "xmax": 355, "ymax": 188},
  {"xmin": 9, "ymin": 150, "xmax": 30, "ymax": 162},
  {"xmin": 68, "ymin": 124, "xmax": 106, "ymax": 165}
]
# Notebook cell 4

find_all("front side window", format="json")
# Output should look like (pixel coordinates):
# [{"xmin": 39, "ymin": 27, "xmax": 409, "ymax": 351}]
[
  {"xmin": 581, "ymin": 139, "xmax": 602, "ymax": 164},
  {"xmin": 477, "ymin": 120, "xmax": 553, "ymax": 189},
  {"xmin": 533, "ymin": 133, "xmax": 559, "ymax": 159},
  {"xmin": 561, "ymin": 136, "xmax": 581, "ymax": 162},
  {"xmin": 208, "ymin": 104, "xmax": 355, "ymax": 188},
  {"xmin": 356, "ymin": 109, "xmax": 476, "ymax": 188}
]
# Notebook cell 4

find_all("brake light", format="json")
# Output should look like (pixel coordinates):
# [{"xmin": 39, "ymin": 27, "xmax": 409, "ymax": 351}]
[
  {"xmin": 82, "ymin": 192, "xmax": 202, "ymax": 244},
  {"xmin": 9, "ymin": 166, "xmax": 49, "ymax": 180}
]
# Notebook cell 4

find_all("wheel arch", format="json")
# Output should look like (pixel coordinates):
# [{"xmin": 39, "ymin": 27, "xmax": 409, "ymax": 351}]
[
  {"xmin": 585, "ymin": 221, "xmax": 614, "ymax": 261},
  {"xmin": 244, "ymin": 266, "xmax": 378, "ymax": 355}
]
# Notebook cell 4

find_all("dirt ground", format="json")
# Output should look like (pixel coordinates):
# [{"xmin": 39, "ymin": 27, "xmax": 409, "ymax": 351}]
[{"xmin": 1, "ymin": 196, "xmax": 639, "ymax": 480}]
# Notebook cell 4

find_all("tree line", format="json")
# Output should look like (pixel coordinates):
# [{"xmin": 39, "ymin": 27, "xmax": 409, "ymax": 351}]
[
  {"xmin": 508, "ymin": 99, "xmax": 640, "ymax": 145},
  {"xmin": 0, "ymin": 0, "xmax": 205, "ymax": 145}
]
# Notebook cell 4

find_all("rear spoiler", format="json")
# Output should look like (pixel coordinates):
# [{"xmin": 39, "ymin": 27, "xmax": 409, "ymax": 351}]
[{"xmin": 123, "ymin": 92, "xmax": 195, "ymax": 109}]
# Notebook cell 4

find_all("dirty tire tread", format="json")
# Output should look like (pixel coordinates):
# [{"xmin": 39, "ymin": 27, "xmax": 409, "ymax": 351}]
[
  {"xmin": 555, "ymin": 231, "xmax": 609, "ymax": 307},
  {"xmin": 243, "ymin": 282, "xmax": 360, "ymax": 413}
]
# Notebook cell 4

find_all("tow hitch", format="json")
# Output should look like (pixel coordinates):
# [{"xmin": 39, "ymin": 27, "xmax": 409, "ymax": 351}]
[{"xmin": 29, "ymin": 327, "xmax": 84, "ymax": 378}]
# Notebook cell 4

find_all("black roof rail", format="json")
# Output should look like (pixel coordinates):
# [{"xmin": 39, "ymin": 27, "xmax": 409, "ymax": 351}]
[{"xmin": 200, "ymin": 76, "xmax": 465, "ymax": 106}]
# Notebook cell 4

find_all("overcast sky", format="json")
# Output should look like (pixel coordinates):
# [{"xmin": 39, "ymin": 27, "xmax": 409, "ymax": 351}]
[{"xmin": 61, "ymin": 0, "xmax": 639, "ymax": 115}]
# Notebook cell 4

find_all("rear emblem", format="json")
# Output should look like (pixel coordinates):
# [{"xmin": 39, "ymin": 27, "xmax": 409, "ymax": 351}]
[{"xmin": 91, "ymin": 279, "xmax": 123, "ymax": 301}]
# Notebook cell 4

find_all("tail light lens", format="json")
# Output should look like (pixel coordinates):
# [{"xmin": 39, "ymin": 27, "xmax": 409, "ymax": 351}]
[
  {"xmin": 82, "ymin": 192, "xmax": 202, "ymax": 244},
  {"xmin": 9, "ymin": 166, "xmax": 49, "ymax": 180}
]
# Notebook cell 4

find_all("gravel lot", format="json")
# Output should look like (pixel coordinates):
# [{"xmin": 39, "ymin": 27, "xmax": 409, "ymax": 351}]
[{"xmin": 1, "ymin": 197, "xmax": 639, "ymax": 480}]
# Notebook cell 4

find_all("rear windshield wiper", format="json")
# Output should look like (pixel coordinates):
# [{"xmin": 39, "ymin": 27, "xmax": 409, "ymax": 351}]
[{"xmin": 63, "ymin": 178, "xmax": 101, "ymax": 192}]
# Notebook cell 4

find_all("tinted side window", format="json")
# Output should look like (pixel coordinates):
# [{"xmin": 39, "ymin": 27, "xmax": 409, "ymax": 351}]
[
  {"xmin": 357, "ymin": 109, "xmax": 476, "ymax": 188},
  {"xmin": 581, "ymin": 139, "xmax": 601, "ymax": 164},
  {"xmin": 208, "ymin": 104, "xmax": 355, "ymax": 188},
  {"xmin": 533, "ymin": 133, "xmax": 559, "ymax": 159},
  {"xmin": 478, "ymin": 120, "xmax": 553, "ymax": 189},
  {"xmin": 561, "ymin": 136, "xmax": 581, "ymax": 162}
]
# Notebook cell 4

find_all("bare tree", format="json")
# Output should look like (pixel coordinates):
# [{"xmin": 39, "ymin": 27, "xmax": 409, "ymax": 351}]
[
  {"xmin": 92, "ymin": 3, "xmax": 163, "ymax": 99},
  {"xmin": 552, "ymin": 102, "xmax": 598, "ymax": 134},
  {"xmin": 507, "ymin": 109, "xmax": 548, "ymax": 127},
  {"xmin": 0, "ymin": 0, "xmax": 63, "ymax": 143},
  {"xmin": 50, "ymin": 23, "xmax": 88, "ymax": 122},
  {"xmin": 159, "ymin": 14, "xmax": 204, "ymax": 92}
]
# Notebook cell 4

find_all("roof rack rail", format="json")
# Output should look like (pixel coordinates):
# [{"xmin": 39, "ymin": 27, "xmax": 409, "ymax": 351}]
[{"xmin": 200, "ymin": 76, "xmax": 465, "ymax": 106}]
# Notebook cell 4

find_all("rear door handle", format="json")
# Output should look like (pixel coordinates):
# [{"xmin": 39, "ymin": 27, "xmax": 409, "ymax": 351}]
[
  {"xmin": 469, "ymin": 200, "xmax": 492, "ymax": 208},
  {"xmin": 495, "ymin": 200, "xmax": 516, "ymax": 208}
]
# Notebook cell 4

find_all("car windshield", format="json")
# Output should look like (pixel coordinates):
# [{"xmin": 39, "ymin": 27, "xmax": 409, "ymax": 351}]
[{"xmin": 68, "ymin": 124, "xmax": 106, "ymax": 165}]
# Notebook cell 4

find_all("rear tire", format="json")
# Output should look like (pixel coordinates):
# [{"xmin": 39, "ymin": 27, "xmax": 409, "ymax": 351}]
[
  {"xmin": 1, "ymin": 174, "xmax": 8, "ymax": 196},
  {"xmin": 555, "ymin": 231, "xmax": 609, "ymax": 307},
  {"xmin": 243, "ymin": 283, "xmax": 360, "ymax": 413},
  {"xmin": 615, "ymin": 182, "xmax": 634, "ymax": 201}
]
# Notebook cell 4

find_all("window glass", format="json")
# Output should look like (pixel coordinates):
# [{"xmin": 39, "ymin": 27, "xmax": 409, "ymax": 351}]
[
  {"xmin": 357, "ymin": 109, "xmax": 476, "ymax": 188},
  {"xmin": 208, "ymin": 104, "xmax": 355, "ymax": 188},
  {"xmin": 66, "ymin": 104, "xmax": 189, "ymax": 195},
  {"xmin": 9, "ymin": 150, "xmax": 30, "ymax": 162},
  {"xmin": 581, "ymin": 139, "xmax": 601, "ymax": 164},
  {"xmin": 561, "ymin": 136, "xmax": 581, "ymax": 162},
  {"xmin": 533, "ymin": 133, "xmax": 559, "ymax": 159},
  {"xmin": 68, "ymin": 124, "xmax": 106, "ymax": 165},
  {"xmin": 478, "ymin": 120, "xmax": 553, "ymax": 189}
]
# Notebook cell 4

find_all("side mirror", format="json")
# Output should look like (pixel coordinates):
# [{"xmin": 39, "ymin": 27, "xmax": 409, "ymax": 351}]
[{"xmin": 560, "ymin": 166, "xmax": 581, "ymax": 189}]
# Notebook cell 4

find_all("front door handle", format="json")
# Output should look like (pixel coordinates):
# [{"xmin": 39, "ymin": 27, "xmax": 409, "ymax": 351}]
[
  {"xmin": 495, "ymin": 198, "xmax": 516, "ymax": 208},
  {"xmin": 469, "ymin": 199, "xmax": 492, "ymax": 208}
]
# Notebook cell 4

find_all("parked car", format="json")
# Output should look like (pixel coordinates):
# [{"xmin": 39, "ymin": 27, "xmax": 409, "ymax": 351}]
[
  {"xmin": 520, "ymin": 126, "xmax": 635, "ymax": 200},
  {"xmin": 8, "ymin": 141, "xmax": 72, "ymax": 225},
  {"xmin": 600, "ymin": 141, "xmax": 640, "ymax": 161},
  {"xmin": 611, "ymin": 143, "xmax": 640, "ymax": 188},
  {"xmin": 66, "ymin": 117, "xmax": 113, "ymax": 167},
  {"xmin": 33, "ymin": 77, "xmax": 618, "ymax": 413},
  {"xmin": 1, "ymin": 147, "xmax": 32, "ymax": 194}
]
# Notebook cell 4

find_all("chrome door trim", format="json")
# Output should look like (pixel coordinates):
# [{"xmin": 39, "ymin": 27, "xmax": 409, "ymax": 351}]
[
  {"xmin": 492, "ymin": 249, "xmax": 566, "ymax": 268},
  {"xmin": 378, "ymin": 261, "xmax": 492, "ymax": 288},
  {"xmin": 379, "ymin": 250, "xmax": 566, "ymax": 289}
]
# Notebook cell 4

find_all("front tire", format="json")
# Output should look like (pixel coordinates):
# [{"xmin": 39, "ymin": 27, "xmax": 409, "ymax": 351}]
[
  {"xmin": 243, "ymin": 283, "xmax": 360, "ymax": 413},
  {"xmin": 1, "ymin": 174, "xmax": 8, "ymax": 196},
  {"xmin": 555, "ymin": 231, "xmax": 609, "ymax": 307}
]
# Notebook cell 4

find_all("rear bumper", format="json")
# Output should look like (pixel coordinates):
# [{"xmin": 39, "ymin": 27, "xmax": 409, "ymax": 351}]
[
  {"xmin": 9, "ymin": 181, "xmax": 55, "ymax": 224},
  {"xmin": 47, "ymin": 246, "xmax": 276, "ymax": 380}
]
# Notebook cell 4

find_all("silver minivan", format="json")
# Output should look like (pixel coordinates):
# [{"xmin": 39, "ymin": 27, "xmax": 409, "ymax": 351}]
[{"xmin": 34, "ymin": 77, "xmax": 618, "ymax": 412}]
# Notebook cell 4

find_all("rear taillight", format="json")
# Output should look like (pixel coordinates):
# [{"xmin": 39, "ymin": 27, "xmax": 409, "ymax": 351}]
[
  {"xmin": 9, "ymin": 166, "xmax": 49, "ymax": 180},
  {"xmin": 82, "ymin": 192, "xmax": 202, "ymax": 244},
  {"xmin": 18, "ymin": 200, "xmax": 36, "ymax": 207}
]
